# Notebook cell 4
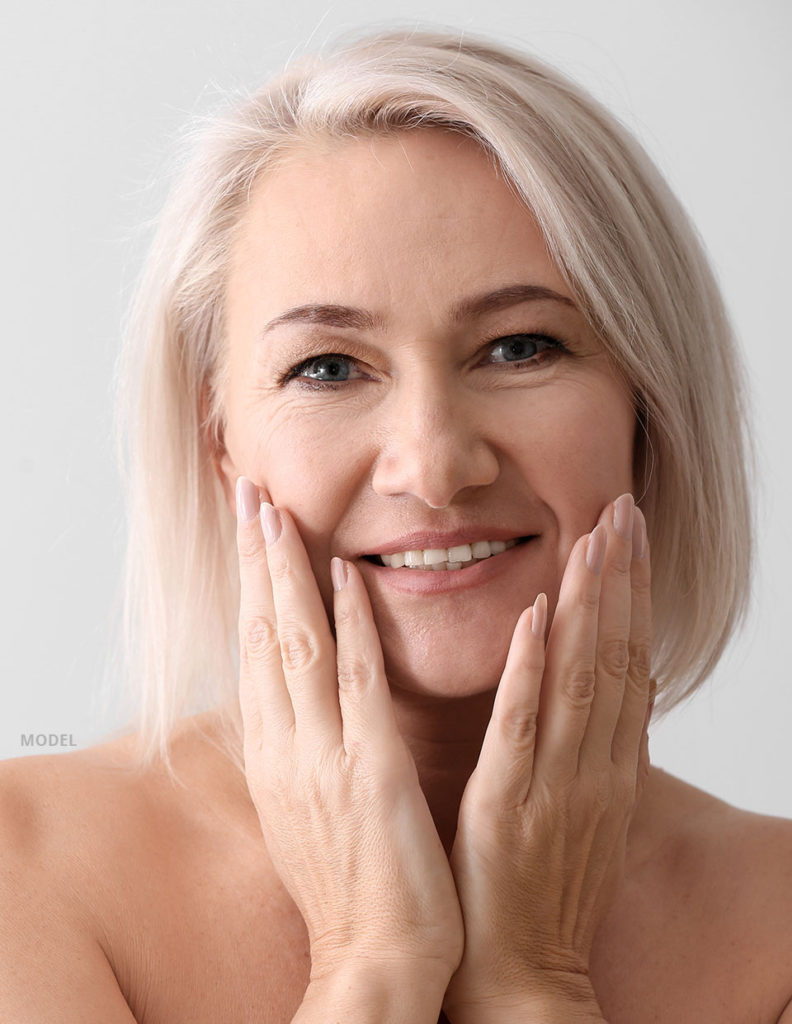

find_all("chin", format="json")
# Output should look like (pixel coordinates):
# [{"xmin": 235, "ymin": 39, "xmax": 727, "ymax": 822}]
[{"xmin": 379, "ymin": 626, "xmax": 514, "ymax": 700}]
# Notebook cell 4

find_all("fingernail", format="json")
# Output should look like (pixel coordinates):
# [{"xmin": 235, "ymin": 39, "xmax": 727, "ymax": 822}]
[
  {"xmin": 235, "ymin": 476, "xmax": 260, "ymax": 522},
  {"xmin": 613, "ymin": 493, "xmax": 634, "ymax": 539},
  {"xmin": 632, "ymin": 506, "xmax": 647, "ymax": 559},
  {"xmin": 585, "ymin": 523, "xmax": 607, "ymax": 574},
  {"xmin": 531, "ymin": 592, "xmax": 547, "ymax": 638},
  {"xmin": 331, "ymin": 556, "xmax": 348, "ymax": 592},
  {"xmin": 260, "ymin": 502, "xmax": 281, "ymax": 545}
]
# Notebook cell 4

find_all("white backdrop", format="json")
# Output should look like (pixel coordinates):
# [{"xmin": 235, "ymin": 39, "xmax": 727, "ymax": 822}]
[{"xmin": 2, "ymin": 0, "xmax": 789, "ymax": 817}]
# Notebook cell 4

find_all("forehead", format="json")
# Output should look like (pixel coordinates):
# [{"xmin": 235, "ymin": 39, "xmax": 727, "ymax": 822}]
[{"xmin": 227, "ymin": 129, "xmax": 572, "ymax": 328}]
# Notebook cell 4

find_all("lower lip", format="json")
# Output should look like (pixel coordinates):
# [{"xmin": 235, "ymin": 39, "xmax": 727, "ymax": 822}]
[{"xmin": 356, "ymin": 538, "xmax": 537, "ymax": 595}]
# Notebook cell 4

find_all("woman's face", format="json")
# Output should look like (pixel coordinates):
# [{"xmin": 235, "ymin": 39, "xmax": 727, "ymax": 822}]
[{"xmin": 220, "ymin": 129, "xmax": 635, "ymax": 698}]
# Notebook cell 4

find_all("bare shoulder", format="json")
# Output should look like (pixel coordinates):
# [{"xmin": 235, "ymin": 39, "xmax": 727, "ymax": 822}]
[
  {"xmin": 0, "ymin": 711, "xmax": 254, "ymax": 897},
  {"xmin": 0, "ymin": 736, "xmax": 157, "ymax": 1021},
  {"xmin": 0, "ymin": 726, "xmax": 179, "ymax": 877},
  {"xmin": 637, "ymin": 768, "xmax": 792, "ymax": 1020},
  {"xmin": 653, "ymin": 768, "xmax": 792, "ymax": 908},
  {"xmin": 0, "ymin": 715, "xmax": 294, "ymax": 1023}
]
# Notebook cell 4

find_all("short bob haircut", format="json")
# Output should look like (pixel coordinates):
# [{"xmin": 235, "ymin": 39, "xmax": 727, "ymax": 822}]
[{"xmin": 111, "ymin": 25, "xmax": 752, "ymax": 775}]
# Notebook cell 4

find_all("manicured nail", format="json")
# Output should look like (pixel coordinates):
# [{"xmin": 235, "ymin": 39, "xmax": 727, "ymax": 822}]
[
  {"xmin": 531, "ymin": 592, "xmax": 547, "ymax": 638},
  {"xmin": 260, "ymin": 502, "xmax": 281, "ymax": 545},
  {"xmin": 585, "ymin": 524, "xmax": 607, "ymax": 574},
  {"xmin": 331, "ymin": 556, "xmax": 348, "ymax": 592},
  {"xmin": 235, "ymin": 476, "xmax": 260, "ymax": 522},
  {"xmin": 632, "ymin": 506, "xmax": 647, "ymax": 559},
  {"xmin": 613, "ymin": 493, "xmax": 634, "ymax": 539}
]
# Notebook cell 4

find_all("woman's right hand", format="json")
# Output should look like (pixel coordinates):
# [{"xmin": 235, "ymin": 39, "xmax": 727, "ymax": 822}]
[{"xmin": 234, "ymin": 476, "xmax": 465, "ymax": 986}]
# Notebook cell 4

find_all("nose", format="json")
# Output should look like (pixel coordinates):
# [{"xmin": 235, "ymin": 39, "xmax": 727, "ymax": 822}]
[{"xmin": 370, "ymin": 376, "xmax": 499, "ymax": 508}]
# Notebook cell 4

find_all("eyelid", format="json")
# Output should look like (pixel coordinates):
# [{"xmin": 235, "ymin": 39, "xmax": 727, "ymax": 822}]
[
  {"xmin": 279, "ymin": 330, "xmax": 571, "ymax": 386},
  {"xmin": 277, "ymin": 352, "xmax": 365, "ymax": 385},
  {"xmin": 484, "ymin": 331, "xmax": 566, "ymax": 353}
]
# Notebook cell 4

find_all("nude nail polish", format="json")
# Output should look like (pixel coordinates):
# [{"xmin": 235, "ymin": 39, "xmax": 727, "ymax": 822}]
[
  {"xmin": 260, "ymin": 502, "xmax": 282, "ymax": 545},
  {"xmin": 531, "ymin": 592, "xmax": 548, "ymax": 638},
  {"xmin": 613, "ymin": 493, "xmax": 634, "ymax": 539},
  {"xmin": 586, "ymin": 524, "xmax": 607, "ymax": 574},
  {"xmin": 331, "ymin": 557, "xmax": 348, "ymax": 592},
  {"xmin": 235, "ymin": 476, "xmax": 260, "ymax": 522}
]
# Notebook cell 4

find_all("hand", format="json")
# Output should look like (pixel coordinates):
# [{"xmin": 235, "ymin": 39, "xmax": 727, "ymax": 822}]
[
  {"xmin": 442, "ymin": 493, "xmax": 653, "ymax": 1020},
  {"xmin": 234, "ymin": 477, "xmax": 464, "ymax": 986}
]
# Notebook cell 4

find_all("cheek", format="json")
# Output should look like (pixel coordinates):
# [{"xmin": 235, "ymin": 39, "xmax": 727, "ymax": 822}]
[
  {"xmin": 233, "ymin": 401, "xmax": 369, "ymax": 554},
  {"xmin": 516, "ymin": 379, "xmax": 635, "ymax": 519}
]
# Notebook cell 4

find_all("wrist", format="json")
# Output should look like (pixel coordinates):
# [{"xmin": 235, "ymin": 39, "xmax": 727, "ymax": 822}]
[
  {"xmin": 445, "ymin": 973, "xmax": 606, "ymax": 1024},
  {"xmin": 295, "ymin": 959, "xmax": 452, "ymax": 1024}
]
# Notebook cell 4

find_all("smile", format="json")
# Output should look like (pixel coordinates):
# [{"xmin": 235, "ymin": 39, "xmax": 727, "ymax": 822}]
[{"xmin": 364, "ymin": 536, "xmax": 531, "ymax": 571}]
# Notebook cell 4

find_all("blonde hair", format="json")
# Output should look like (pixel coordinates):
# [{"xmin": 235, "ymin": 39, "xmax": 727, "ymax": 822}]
[{"xmin": 111, "ymin": 25, "xmax": 753, "ymax": 774}]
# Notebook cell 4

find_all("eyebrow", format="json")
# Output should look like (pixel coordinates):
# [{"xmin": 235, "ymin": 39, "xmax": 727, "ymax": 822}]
[{"xmin": 259, "ymin": 283, "xmax": 576, "ymax": 336}]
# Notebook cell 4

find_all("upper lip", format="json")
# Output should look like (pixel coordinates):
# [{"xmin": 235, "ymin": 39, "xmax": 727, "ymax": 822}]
[{"xmin": 359, "ymin": 528, "xmax": 535, "ymax": 558}]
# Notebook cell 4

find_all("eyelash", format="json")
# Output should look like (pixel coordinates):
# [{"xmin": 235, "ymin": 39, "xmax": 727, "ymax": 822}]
[{"xmin": 277, "ymin": 333, "xmax": 570, "ymax": 391}]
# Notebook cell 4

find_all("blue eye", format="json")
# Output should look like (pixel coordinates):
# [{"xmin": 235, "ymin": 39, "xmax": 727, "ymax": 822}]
[
  {"xmin": 280, "ymin": 333, "xmax": 566, "ymax": 390},
  {"xmin": 280, "ymin": 353, "xmax": 364, "ymax": 388},
  {"xmin": 487, "ymin": 334, "xmax": 560, "ymax": 364},
  {"xmin": 297, "ymin": 354, "xmax": 355, "ymax": 382}
]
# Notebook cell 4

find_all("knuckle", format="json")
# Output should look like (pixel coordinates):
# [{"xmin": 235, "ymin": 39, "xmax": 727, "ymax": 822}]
[
  {"xmin": 241, "ymin": 614, "xmax": 279, "ymax": 663},
  {"xmin": 499, "ymin": 704, "xmax": 536, "ymax": 753},
  {"xmin": 577, "ymin": 587, "xmax": 600, "ymax": 613},
  {"xmin": 599, "ymin": 637, "xmax": 630, "ymax": 677},
  {"xmin": 237, "ymin": 527, "xmax": 267, "ymax": 566},
  {"xmin": 336, "ymin": 654, "xmax": 371, "ymax": 696},
  {"xmin": 563, "ymin": 666, "xmax": 596, "ymax": 708},
  {"xmin": 280, "ymin": 628, "xmax": 322, "ymax": 673},
  {"xmin": 608, "ymin": 555, "xmax": 631, "ymax": 578},
  {"xmin": 499, "ymin": 706, "xmax": 539, "ymax": 749},
  {"xmin": 332, "ymin": 600, "xmax": 359, "ymax": 632},
  {"xmin": 627, "ymin": 640, "xmax": 652, "ymax": 680},
  {"xmin": 267, "ymin": 553, "xmax": 295, "ymax": 586}
]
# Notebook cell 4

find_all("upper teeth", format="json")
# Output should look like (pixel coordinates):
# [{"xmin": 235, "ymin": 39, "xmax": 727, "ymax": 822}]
[{"xmin": 380, "ymin": 538, "xmax": 517, "ymax": 569}]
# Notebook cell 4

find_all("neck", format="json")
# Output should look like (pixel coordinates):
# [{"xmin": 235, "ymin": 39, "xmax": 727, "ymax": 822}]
[
  {"xmin": 389, "ymin": 686, "xmax": 664, "ymax": 866},
  {"xmin": 389, "ymin": 684, "xmax": 498, "ymax": 855}
]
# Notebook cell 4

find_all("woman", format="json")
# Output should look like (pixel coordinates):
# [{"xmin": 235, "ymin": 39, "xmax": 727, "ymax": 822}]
[{"xmin": 2, "ymin": 26, "xmax": 791, "ymax": 1023}]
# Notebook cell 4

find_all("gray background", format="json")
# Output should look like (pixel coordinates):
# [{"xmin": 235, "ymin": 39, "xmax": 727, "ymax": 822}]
[{"xmin": 2, "ymin": 1, "xmax": 790, "ymax": 816}]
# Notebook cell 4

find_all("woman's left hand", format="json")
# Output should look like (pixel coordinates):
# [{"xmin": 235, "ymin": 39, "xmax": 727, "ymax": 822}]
[{"xmin": 442, "ymin": 494, "xmax": 653, "ymax": 1021}]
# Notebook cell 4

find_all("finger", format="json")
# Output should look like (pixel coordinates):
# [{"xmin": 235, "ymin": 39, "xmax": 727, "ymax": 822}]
[
  {"xmin": 533, "ymin": 530, "xmax": 604, "ymax": 786},
  {"xmin": 471, "ymin": 593, "xmax": 547, "ymax": 808},
  {"xmin": 577, "ymin": 493, "xmax": 635, "ymax": 771},
  {"xmin": 260, "ymin": 501, "xmax": 343, "ymax": 747},
  {"xmin": 235, "ymin": 476, "xmax": 295, "ymax": 744},
  {"xmin": 331, "ymin": 558, "xmax": 403, "ymax": 759},
  {"xmin": 611, "ymin": 507, "xmax": 653, "ymax": 770}
]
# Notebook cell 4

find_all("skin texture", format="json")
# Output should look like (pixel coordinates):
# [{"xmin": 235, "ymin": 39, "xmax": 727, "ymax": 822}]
[
  {"xmin": 219, "ymin": 129, "xmax": 637, "ymax": 857},
  {"xmin": 219, "ymin": 128, "xmax": 652, "ymax": 1016},
  {"xmin": 2, "ymin": 128, "xmax": 792, "ymax": 1024}
]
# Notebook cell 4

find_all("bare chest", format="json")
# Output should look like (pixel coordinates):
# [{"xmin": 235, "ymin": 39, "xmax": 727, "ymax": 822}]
[{"xmin": 102, "ymin": 849, "xmax": 781, "ymax": 1024}]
